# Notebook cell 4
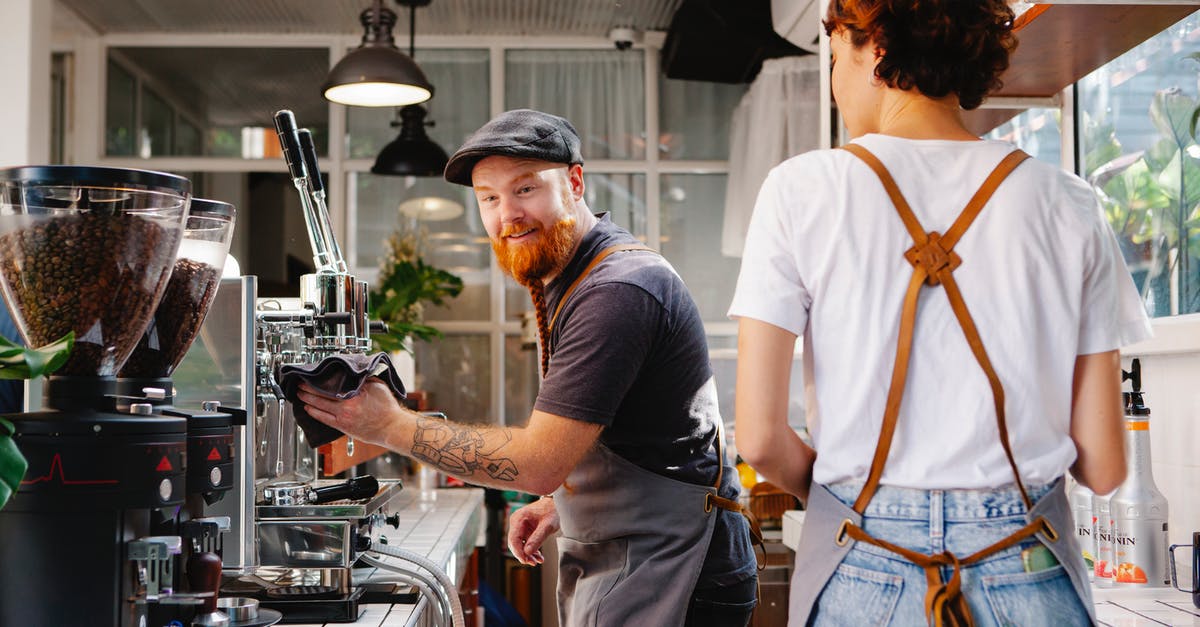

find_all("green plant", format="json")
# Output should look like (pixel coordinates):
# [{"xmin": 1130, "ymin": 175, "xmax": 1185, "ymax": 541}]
[
  {"xmin": 368, "ymin": 230, "xmax": 463, "ymax": 354},
  {"xmin": 0, "ymin": 332, "xmax": 73, "ymax": 509}
]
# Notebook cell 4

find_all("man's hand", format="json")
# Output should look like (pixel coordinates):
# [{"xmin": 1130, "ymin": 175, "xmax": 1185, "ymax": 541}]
[
  {"xmin": 507, "ymin": 497, "xmax": 559, "ymax": 566},
  {"xmin": 297, "ymin": 379, "xmax": 407, "ymax": 448}
]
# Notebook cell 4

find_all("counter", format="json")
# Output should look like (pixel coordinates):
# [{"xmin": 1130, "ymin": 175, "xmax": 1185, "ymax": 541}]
[
  {"xmin": 782, "ymin": 510, "xmax": 1200, "ymax": 625},
  {"xmin": 286, "ymin": 487, "xmax": 484, "ymax": 627}
]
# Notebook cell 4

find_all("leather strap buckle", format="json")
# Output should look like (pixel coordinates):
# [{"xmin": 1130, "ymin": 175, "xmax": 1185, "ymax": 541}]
[
  {"xmin": 1041, "ymin": 517, "xmax": 1059, "ymax": 543},
  {"xmin": 835, "ymin": 518, "xmax": 853, "ymax": 547},
  {"xmin": 904, "ymin": 232, "xmax": 961, "ymax": 286}
]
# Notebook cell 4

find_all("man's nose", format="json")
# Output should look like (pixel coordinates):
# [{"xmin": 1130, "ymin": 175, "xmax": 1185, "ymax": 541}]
[{"xmin": 498, "ymin": 196, "xmax": 524, "ymax": 224}]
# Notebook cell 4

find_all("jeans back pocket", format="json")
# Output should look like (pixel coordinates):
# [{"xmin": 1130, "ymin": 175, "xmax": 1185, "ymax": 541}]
[
  {"xmin": 981, "ymin": 564, "xmax": 1090, "ymax": 627},
  {"xmin": 812, "ymin": 562, "xmax": 903, "ymax": 626}
]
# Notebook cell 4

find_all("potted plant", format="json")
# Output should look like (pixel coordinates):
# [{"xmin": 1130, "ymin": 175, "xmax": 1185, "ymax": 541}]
[
  {"xmin": 0, "ymin": 332, "xmax": 73, "ymax": 509},
  {"xmin": 368, "ymin": 228, "xmax": 464, "ymax": 354}
]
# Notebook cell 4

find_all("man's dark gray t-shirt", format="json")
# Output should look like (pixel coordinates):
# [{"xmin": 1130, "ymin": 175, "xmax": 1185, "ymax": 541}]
[{"xmin": 534, "ymin": 213, "xmax": 755, "ymax": 587}]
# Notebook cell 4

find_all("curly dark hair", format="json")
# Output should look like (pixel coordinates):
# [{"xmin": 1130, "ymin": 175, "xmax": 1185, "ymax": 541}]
[{"xmin": 823, "ymin": 0, "xmax": 1017, "ymax": 110}]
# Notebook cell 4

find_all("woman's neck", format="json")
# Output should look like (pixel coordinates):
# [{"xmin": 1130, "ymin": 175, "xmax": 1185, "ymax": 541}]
[{"xmin": 870, "ymin": 91, "xmax": 979, "ymax": 141}]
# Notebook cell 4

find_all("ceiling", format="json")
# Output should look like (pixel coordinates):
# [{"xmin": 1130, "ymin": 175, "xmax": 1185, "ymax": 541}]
[{"xmin": 55, "ymin": 0, "xmax": 682, "ymax": 38}]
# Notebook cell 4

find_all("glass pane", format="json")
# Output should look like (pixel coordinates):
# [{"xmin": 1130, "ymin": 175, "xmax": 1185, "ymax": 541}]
[
  {"xmin": 140, "ymin": 86, "xmax": 172, "ymax": 158},
  {"xmin": 505, "ymin": 49, "xmax": 646, "ymax": 160},
  {"xmin": 585, "ymin": 173, "xmax": 646, "ymax": 239},
  {"xmin": 504, "ymin": 335, "xmax": 539, "ymax": 428},
  {"xmin": 1078, "ymin": 12, "xmax": 1200, "ymax": 317},
  {"xmin": 106, "ymin": 47, "xmax": 329, "ymax": 157},
  {"xmin": 710, "ymin": 348, "xmax": 806, "ymax": 450},
  {"xmin": 505, "ymin": 276, "xmax": 531, "ymax": 321},
  {"xmin": 984, "ymin": 108, "xmax": 1062, "ymax": 166},
  {"xmin": 413, "ymin": 334, "xmax": 494, "ymax": 424},
  {"xmin": 347, "ymin": 49, "xmax": 490, "ymax": 159},
  {"xmin": 176, "ymin": 118, "xmax": 201, "ymax": 155},
  {"xmin": 660, "ymin": 174, "xmax": 740, "ymax": 322},
  {"xmin": 658, "ymin": 76, "xmax": 746, "ymax": 160},
  {"xmin": 352, "ymin": 172, "xmax": 489, "ymax": 321},
  {"xmin": 106, "ymin": 59, "xmax": 136, "ymax": 156}
]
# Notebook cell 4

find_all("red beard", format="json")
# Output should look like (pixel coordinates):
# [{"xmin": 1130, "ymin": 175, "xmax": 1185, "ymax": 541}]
[{"xmin": 492, "ymin": 215, "xmax": 577, "ymax": 286}]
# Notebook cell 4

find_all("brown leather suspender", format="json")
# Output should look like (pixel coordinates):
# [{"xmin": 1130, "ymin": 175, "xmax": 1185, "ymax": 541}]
[
  {"xmin": 834, "ymin": 144, "xmax": 1059, "ymax": 627},
  {"xmin": 547, "ymin": 243, "xmax": 654, "ymax": 333}
]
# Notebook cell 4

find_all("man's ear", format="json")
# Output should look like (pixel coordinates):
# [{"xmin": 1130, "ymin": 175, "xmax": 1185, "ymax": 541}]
[{"xmin": 567, "ymin": 163, "xmax": 585, "ymax": 200}]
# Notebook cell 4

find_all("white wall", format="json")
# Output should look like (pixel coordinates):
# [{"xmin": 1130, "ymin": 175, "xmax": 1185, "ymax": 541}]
[{"xmin": 0, "ymin": 0, "xmax": 51, "ymax": 166}]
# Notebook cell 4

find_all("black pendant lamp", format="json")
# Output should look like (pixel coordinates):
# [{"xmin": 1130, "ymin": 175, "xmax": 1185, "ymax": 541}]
[
  {"xmin": 371, "ymin": 104, "xmax": 449, "ymax": 176},
  {"xmin": 322, "ymin": 0, "xmax": 434, "ymax": 107}
]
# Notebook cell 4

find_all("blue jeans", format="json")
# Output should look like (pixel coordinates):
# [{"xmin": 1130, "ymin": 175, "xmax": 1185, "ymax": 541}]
[{"xmin": 810, "ymin": 482, "xmax": 1090, "ymax": 627}]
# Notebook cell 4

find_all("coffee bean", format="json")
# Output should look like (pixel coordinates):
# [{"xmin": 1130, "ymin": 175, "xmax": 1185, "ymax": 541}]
[
  {"xmin": 119, "ymin": 257, "xmax": 221, "ymax": 378},
  {"xmin": 0, "ymin": 212, "xmax": 179, "ymax": 376}
]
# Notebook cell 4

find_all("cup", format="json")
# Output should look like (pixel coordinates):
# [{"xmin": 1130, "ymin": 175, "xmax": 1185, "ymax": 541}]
[{"xmin": 1168, "ymin": 531, "xmax": 1200, "ymax": 608}]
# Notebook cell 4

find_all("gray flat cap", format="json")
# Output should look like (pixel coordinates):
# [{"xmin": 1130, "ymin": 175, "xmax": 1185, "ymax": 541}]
[{"xmin": 444, "ymin": 109, "xmax": 584, "ymax": 186}]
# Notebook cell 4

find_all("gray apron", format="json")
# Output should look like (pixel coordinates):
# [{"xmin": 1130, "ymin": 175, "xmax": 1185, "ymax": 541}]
[
  {"xmin": 787, "ymin": 144, "xmax": 1096, "ymax": 625},
  {"xmin": 553, "ymin": 441, "xmax": 723, "ymax": 627}
]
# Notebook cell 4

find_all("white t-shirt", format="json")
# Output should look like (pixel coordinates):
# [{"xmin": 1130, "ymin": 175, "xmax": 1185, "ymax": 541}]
[{"xmin": 728, "ymin": 134, "xmax": 1153, "ymax": 489}]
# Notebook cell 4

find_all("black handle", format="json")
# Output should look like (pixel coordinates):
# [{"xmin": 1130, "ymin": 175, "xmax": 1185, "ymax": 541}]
[
  {"xmin": 297, "ymin": 129, "xmax": 325, "ymax": 194},
  {"xmin": 186, "ymin": 551, "xmax": 223, "ymax": 612},
  {"xmin": 369, "ymin": 320, "xmax": 389, "ymax": 334},
  {"xmin": 273, "ymin": 110, "xmax": 306, "ymax": 180},
  {"xmin": 317, "ymin": 312, "xmax": 353, "ymax": 325},
  {"xmin": 312, "ymin": 475, "xmax": 379, "ymax": 504}
]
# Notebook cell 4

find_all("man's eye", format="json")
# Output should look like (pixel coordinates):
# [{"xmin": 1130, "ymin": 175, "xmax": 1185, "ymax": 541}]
[{"xmin": 518, "ymin": 186, "xmax": 535, "ymax": 194}]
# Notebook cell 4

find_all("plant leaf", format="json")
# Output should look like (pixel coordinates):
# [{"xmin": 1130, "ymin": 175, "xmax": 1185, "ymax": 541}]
[
  {"xmin": 0, "ymin": 418, "xmax": 26, "ymax": 509},
  {"xmin": 0, "ymin": 332, "xmax": 74, "ymax": 380}
]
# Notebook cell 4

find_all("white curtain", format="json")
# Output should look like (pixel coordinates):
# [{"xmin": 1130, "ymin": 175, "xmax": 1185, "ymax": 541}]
[
  {"xmin": 504, "ymin": 49, "xmax": 646, "ymax": 160},
  {"xmin": 722, "ymin": 56, "xmax": 821, "ymax": 258}
]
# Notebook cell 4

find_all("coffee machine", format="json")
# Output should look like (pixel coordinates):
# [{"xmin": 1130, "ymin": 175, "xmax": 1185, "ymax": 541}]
[
  {"xmin": 0, "ymin": 166, "xmax": 194, "ymax": 626},
  {"xmin": 191, "ymin": 110, "xmax": 406, "ymax": 623}
]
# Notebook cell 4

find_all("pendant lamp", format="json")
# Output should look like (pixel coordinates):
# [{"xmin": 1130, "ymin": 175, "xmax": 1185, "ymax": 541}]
[
  {"xmin": 371, "ymin": 104, "xmax": 450, "ymax": 176},
  {"xmin": 322, "ymin": 0, "xmax": 434, "ymax": 107}
]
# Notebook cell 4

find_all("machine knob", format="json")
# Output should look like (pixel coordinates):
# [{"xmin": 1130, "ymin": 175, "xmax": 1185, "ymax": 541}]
[
  {"xmin": 202, "ymin": 400, "xmax": 222, "ymax": 412},
  {"xmin": 130, "ymin": 403, "xmax": 154, "ymax": 416},
  {"xmin": 385, "ymin": 513, "xmax": 400, "ymax": 529},
  {"xmin": 355, "ymin": 534, "xmax": 372, "ymax": 552}
]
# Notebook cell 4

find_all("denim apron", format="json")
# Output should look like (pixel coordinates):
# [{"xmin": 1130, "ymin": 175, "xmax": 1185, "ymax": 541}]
[
  {"xmin": 544, "ymin": 245, "xmax": 758, "ymax": 626},
  {"xmin": 786, "ymin": 145, "xmax": 1095, "ymax": 626}
]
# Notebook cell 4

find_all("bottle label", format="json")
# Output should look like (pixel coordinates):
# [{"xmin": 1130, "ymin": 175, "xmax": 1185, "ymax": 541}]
[
  {"xmin": 1125, "ymin": 420, "xmax": 1149, "ymax": 431},
  {"xmin": 1113, "ymin": 519, "xmax": 1170, "ymax": 586},
  {"xmin": 1072, "ymin": 505, "xmax": 1096, "ymax": 574},
  {"xmin": 1096, "ymin": 520, "xmax": 1114, "ymax": 580}
]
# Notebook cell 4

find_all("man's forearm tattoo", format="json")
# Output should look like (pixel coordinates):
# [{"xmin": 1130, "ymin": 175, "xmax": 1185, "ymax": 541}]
[{"xmin": 410, "ymin": 416, "xmax": 519, "ymax": 481}]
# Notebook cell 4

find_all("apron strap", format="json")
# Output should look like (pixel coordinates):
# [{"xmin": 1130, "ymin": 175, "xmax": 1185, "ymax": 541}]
[
  {"xmin": 548, "ymin": 243, "xmax": 656, "ymax": 333},
  {"xmin": 838, "ymin": 514, "xmax": 1057, "ymax": 627},
  {"xmin": 710, "ymin": 412, "xmax": 767, "ymax": 568},
  {"xmin": 838, "ymin": 144, "xmax": 1032, "ymax": 513}
]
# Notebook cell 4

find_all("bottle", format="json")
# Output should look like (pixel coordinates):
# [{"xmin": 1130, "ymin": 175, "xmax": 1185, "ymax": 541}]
[
  {"xmin": 1110, "ymin": 359, "xmax": 1170, "ymax": 587},
  {"xmin": 1069, "ymin": 480, "xmax": 1096, "ymax": 581},
  {"xmin": 1094, "ymin": 490, "xmax": 1115, "ymax": 586}
]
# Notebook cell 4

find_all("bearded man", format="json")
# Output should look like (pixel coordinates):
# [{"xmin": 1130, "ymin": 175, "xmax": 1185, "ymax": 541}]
[{"xmin": 297, "ymin": 109, "xmax": 758, "ymax": 627}]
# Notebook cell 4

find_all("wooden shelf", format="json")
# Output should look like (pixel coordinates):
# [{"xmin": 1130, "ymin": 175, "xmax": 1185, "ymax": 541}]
[{"xmin": 965, "ymin": 3, "xmax": 1197, "ymax": 134}]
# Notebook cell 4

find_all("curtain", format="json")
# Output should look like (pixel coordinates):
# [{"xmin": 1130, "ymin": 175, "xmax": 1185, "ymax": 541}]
[{"xmin": 722, "ymin": 56, "xmax": 820, "ymax": 258}]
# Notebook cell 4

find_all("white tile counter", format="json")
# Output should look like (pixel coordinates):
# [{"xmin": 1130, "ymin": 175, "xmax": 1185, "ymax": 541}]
[
  {"xmin": 782, "ymin": 510, "xmax": 1200, "ymax": 625},
  {"xmin": 286, "ymin": 487, "xmax": 484, "ymax": 627}
]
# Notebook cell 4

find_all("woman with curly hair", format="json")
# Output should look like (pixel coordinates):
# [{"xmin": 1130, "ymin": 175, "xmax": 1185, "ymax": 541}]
[{"xmin": 730, "ymin": 1, "xmax": 1152, "ymax": 625}]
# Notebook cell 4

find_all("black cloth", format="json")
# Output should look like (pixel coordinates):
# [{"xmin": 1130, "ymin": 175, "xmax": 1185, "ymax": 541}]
[
  {"xmin": 443, "ymin": 109, "xmax": 583, "ymax": 186},
  {"xmin": 278, "ymin": 352, "xmax": 407, "ymax": 447},
  {"xmin": 534, "ymin": 213, "xmax": 756, "ymax": 587}
]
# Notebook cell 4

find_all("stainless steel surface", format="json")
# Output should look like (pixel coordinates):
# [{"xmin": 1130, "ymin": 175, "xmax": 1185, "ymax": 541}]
[
  {"xmin": 216, "ymin": 596, "xmax": 259, "ymax": 621},
  {"xmin": 299, "ymin": 273, "xmax": 359, "ymax": 355},
  {"xmin": 257, "ymin": 520, "xmax": 355, "ymax": 568}
]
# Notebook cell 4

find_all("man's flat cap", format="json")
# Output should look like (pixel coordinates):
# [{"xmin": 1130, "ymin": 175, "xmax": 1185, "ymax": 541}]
[{"xmin": 444, "ymin": 109, "xmax": 583, "ymax": 186}]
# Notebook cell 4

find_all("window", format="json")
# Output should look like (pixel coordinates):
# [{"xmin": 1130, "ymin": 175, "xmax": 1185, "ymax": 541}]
[{"xmin": 1078, "ymin": 12, "xmax": 1200, "ymax": 317}]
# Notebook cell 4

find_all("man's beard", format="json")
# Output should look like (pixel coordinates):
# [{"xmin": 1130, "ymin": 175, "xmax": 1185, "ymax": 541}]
[{"xmin": 492, "ymin": 214, "xmax": 578, "ymax": 287}]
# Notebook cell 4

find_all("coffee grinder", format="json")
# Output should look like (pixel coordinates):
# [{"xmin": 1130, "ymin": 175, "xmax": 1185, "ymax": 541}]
[{"xmin": 0, "ymin": 166, "xmax": 191, "ymax": 627}]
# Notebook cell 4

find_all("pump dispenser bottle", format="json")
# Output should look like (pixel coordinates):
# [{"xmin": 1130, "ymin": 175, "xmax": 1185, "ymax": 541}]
[
  {"xmin": 1070, "ymin": 480, "xmax": 1096, "ymax": 581},
  {"xmin": 1110, "ymin": 359, "xmax": 1170, "ymax": 586}
]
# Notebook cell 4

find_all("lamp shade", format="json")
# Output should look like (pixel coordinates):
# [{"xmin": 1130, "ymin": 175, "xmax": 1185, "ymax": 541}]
[
  {"xmin": 371, "ymin": 105, "xmax": 450, "ymax": 176},
  {"xmin": 322, "ymin": 5, "xmax": 434, "ymax": 107},
  {"xmin": 398, "ymin": 196, "xmax": 464, "ymax": 221}
]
